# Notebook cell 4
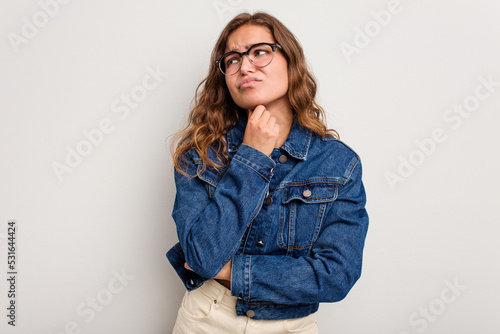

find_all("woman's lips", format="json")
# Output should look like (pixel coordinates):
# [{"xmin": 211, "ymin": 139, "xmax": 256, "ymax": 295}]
[{"xmin": 239, "ymin": 78, "xmax": 261, "ymax": 89}]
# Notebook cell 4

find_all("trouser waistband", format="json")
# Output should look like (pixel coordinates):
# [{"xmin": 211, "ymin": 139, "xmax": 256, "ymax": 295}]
[{"xmin": 198, "ymin": 279, "xmax": 236, "ymax": 308}]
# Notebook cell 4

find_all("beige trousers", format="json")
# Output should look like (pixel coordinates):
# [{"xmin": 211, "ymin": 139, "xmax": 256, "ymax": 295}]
[{"xmin": 172, "ymin": 279, "xmax": 319, "ymax": 334}]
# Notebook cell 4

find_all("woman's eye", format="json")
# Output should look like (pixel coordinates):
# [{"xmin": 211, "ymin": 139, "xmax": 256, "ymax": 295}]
[
  {"xmin": 225, "ymin": 56, "xmax": 240, "ymax": 67},
  {"xmin": 252, "ymin": 49, "xmax": 268, "ymax": 57}
]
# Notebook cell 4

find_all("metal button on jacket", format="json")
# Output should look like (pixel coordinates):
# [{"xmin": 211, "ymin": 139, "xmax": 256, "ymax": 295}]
[
  {"xmin": 246, "ymin": 310, "xmax": 255, "ymax": 318},
  {"xmin": 256, "ymin": 240, "xmax": 264, "ymax": 247},
  {"xmin": 278, "ymin": 155, "xmax": 287, "ymax": 163},
  {"xmin": 302, "ymin": 189, "xmax": 312, "ymax": 198},
  {"xmin": 264, "ymin": 196, "xmax": 273, "ymax": 205}
]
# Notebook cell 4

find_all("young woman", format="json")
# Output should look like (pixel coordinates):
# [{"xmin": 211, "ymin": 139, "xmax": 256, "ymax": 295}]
[{"xmin": 167, "ymin": 11, "xmax": 368, "ymax": 334}]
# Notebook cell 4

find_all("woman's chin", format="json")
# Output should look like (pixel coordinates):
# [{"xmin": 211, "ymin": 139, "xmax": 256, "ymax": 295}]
[
  {"xmin": 235, "ymin": 99, "xmax": 266, "ymax": 111},
  {"xmin": 235, "ymin": 103, "xmax": 255, "ymax": 111}
]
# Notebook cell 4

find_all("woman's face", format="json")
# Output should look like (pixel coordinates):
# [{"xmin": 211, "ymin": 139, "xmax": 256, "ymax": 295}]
[{"xmin": 224, "ymin": 25, "xmax": 290, "ymax": 112}]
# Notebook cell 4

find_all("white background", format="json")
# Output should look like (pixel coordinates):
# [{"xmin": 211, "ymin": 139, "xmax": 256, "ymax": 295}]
[{"xmin": 1, "ymin": 0, "xmax": 499, "ymax": 333}]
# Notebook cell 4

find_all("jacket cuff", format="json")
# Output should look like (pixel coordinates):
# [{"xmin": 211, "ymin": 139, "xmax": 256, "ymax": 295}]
[
  {"xmin": 232, "ymin": 144, "xmax": 276, "ymax": 182},
  {"xmin": 166, "ymin": 243, "xmax": 209, "ymax": 291},
  {"xmin": 231, "ymin": 254, "xmax": 252, "ymax": 300}
]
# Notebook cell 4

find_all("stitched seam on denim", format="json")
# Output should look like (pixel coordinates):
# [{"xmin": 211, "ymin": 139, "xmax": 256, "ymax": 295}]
[
  {"xmin": 278, "ymin": 204, "xmax": 286, "ymax": 249},
  {"xmin": 237, "ymin": 143, "xmax": 276, "ymax": 165},
  {"xmin": 288, "ymin": 202, "xmax": 295, "ymax": 254},
  {"xmin": 192, "ymin": 157, "xmax": 226, "ymax": 168},
  {"xmin": 284, "ymin": 191, "xmax": 336, "ymax": 203},
  {"xmin": 284, "ymin": 196, "xmax": 335, "ymax": 203},
  {"xmin": 198, "ymin": 175, "xmax": 218, "ymax": 188},
  {"xmin": 232, "ymin": 157, "xmax": 270, "ymax": 183},
  {"xmin": 343, "ymin": 155, "xmax": 360, "ymax": 185},
  {"xmin": 281, "ymin": 128, "xmax": 312, "ymax": 160},
  {"xmin": 289, "ymin": 202, "xmax": 327, "ymax": 250},
  {"xmin": 300, "ymin": 130, "xmax": 312, "ymax": 157},
  {"xmin": 196, "ymin": 167, "xmax": 226, "ymax": 188},
  {"xmin": 289, "ymin": 178, "xmax": 338, "ymax": 183},
  {"xmin": 247, "ymin": 255, "xmax": 252, "ymax": 300},
  {"xmin": 240, "ymin": 223, "xmax": 251, "ymax": 254},
  {"xmin": 282, "ymin": 179, "xmax": 340, "ymax": 185},
  {"xmin": 276, "ymin": 178, "xmax": 342, "ymax": 191},
  {"xmin": 249, "ymin": 186, "xmax": 268, "ymax": 222},
  {"xmin": 222, "ymin": 215, "xmax": 258, "ymax": 271},
  {"xmin": 222, "ymin": 240, "xmax": 243, "ymax": 277}
]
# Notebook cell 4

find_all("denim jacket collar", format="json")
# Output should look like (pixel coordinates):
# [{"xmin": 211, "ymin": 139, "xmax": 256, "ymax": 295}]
[{"xmin": 227, "ymin": 110, "xmax": 312, "ymax": 161}]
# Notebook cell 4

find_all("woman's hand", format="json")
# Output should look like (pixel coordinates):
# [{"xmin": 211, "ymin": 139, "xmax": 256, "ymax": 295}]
[
  {"xmin": 242, "ymin": 105, "xmax": 279, "ymax": 156},
  {"xmin": 184, "ymin": 260, "xmax": 233, "ymax": 281}
]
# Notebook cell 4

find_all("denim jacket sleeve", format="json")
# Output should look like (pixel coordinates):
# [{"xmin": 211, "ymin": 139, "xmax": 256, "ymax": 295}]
[
  {"xmin": 168, "ymin": 143, "xmax": 276, "ymax": 281},
  {"xmin": 231, "ymin": 157, "xmax": 368, "ymax": 304}
]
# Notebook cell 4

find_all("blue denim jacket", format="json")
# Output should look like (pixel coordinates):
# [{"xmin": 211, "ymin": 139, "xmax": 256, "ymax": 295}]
[{"xmin": 166, "ymin": 111, "xmax": 368, "ymax": 320}]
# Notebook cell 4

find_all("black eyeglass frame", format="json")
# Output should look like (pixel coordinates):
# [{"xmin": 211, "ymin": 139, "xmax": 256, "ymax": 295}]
[{"xmin": 215, "ymin": 42, "xmax": 283, "ymax": 76}]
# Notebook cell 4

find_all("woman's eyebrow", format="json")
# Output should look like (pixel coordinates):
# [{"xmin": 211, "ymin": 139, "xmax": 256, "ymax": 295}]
[{"xmin": 226, "ymin": 44, "xmax": 253, "ymax": 52}]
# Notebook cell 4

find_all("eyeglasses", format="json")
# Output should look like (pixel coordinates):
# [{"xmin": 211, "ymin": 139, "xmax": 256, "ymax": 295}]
[{"xmin": 215, "ymin": 42, "xmax": 282, "ymax": 76}]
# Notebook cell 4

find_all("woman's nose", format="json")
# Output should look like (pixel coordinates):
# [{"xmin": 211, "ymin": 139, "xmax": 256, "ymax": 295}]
[{"xmin": 239, "ymin": 54, "xmax": 255, "ymax": 74}]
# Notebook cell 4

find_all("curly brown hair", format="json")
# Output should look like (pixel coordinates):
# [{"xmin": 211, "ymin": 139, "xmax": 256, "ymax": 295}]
[{"xmin": 172, "ymin": 11, "xmax": 338, "ymax": 175}]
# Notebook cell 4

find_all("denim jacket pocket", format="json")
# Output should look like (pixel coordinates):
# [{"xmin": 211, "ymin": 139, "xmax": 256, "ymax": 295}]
[{"xmin": 279, "ymin": 181, "xmax": 338, "ymax": 255}]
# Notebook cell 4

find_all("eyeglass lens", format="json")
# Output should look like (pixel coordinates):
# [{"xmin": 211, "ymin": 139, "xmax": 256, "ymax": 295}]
[{"xmin": 221, "ymin": 44, "xmax": 275, "ymax": 75}]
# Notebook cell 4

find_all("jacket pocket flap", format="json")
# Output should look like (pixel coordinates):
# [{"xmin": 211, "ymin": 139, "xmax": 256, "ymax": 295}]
[{"xmin": 282, "ymin": 182, "xmax": 338, "ymax": 204}]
